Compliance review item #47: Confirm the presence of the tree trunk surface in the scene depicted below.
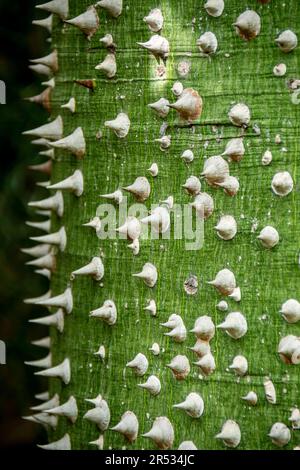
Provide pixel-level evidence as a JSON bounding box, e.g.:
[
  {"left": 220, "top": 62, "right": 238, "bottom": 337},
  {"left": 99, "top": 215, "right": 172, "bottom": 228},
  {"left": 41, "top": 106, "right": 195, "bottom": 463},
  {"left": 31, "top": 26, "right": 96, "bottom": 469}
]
[{"left": 30, "top": 0, "right": 299, "bottom": 449}]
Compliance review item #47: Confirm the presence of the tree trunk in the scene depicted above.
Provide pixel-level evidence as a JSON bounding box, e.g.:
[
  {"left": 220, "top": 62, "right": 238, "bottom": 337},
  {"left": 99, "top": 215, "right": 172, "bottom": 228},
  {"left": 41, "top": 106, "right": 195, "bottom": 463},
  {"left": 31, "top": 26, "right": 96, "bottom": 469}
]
[{"left": 25, "top": 0, "right": 300, "bottom": 450}]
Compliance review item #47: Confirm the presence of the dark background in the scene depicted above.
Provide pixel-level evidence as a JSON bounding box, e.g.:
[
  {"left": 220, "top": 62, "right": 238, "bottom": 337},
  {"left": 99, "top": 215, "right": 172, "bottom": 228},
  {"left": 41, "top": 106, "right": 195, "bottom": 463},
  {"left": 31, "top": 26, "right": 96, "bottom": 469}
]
[{"left": 0, "top": 0, "right": 53, "bottom": 448}]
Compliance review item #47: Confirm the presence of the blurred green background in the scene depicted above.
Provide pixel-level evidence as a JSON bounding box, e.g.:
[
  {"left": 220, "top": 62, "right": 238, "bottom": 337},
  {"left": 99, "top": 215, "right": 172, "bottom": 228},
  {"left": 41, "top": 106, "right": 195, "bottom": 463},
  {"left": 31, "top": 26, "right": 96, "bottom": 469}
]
[{"left": 0, "top": 0, "right": 54, "bottom": 448}]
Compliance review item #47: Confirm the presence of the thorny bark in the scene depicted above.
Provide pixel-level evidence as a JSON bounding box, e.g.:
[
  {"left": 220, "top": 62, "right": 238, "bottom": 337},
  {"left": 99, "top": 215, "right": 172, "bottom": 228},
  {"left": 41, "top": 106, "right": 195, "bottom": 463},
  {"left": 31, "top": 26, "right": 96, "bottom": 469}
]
[{"left": 28, "top": 0, "right": 300, "bottom": 449}]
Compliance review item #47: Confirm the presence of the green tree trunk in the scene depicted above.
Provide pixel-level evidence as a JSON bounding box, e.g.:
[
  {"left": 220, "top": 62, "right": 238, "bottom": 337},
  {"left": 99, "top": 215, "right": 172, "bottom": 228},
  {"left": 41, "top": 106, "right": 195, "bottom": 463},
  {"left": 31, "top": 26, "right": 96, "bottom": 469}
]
[{"left": 26, "top": 0, "right": 300, "bottom": 449}]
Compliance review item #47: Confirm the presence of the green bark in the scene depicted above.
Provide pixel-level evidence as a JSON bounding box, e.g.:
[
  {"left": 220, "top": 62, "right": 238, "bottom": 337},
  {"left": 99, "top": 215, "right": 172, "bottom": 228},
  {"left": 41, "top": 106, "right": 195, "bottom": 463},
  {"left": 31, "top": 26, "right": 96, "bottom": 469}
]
[{"left": 30, "top": 0, "right": 299, "bottom": 449}]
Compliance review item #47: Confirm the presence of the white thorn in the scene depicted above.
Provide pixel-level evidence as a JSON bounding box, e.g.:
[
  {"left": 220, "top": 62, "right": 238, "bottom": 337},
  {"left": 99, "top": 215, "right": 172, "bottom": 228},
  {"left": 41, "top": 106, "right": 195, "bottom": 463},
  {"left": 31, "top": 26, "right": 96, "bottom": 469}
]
[
  {"left": 30, "top": 50, "right": 58, "bottom": 73},
  {"left": 228, "top": 286, "right": 241, "bottom": 302},
  {"left": 24, "top": 289, "right": 51, "bottom": 305},
  {"left": 35, "top": 358, "right": 71, "bottom": 384},
  {"left": 143, "top": 8, "right": 164, "bottom": 33},
  {"left": 105, "top": 112, "right": 130, "bottom": 138},
  {"left": 216, "top": 300, "right": 228, "bottom": 312},
  {"left": 234, "top": 10, "right": 261, "bottom": 41},
  {"left": 137, "top": 35, "right": 169, "bottom": 62},
  {"left": 111, "top": 411, "right": 139, "bottom": 442},
  {"left": 228, "top": 102, "right": 250, "bottom": 127},
  {"left": 32, "top": 14, "right": 53, "bottom": 33},
  {"left": 29, "top": 309, "right": 64, "bottom": 333},
  {"left": 61, "top": 97, "right": 76, "bottom": 113},
  {"left": 95, "top": 0, "right": 123, "bottom": 18},
  {"left": 47, "top": 170, "right": 84, "bottom": 197},
  {"left": 189, "top": 339, "right": 211, "bottom": 358},
  {"left": 35, "top": 268, "right": 51, "bottom": 279},
  {"left": 141, "top": 207, "right": 170, "bottom": 234},
  {"left": 275, "top": 30, "right": 298, "bottom": 53},
  {"left": 155, "top": 135, "right": 171, "bottom": 150},
  {"left": 182, "top": 175, "right": 201, "bottom": 196},
  {"left": 271, "top": 171, "right": 294, "bottom": 197},
  {"left": 90, "top": 300, "right": 117, "bottom": 325},
  {"left": 26, "top": 219, "right": 51, "bottom": 233},
  {"left": 214, "top": 215, "right": 237, "bottom": 241},
  {"left": 65, "top": 6, "right": 99, "bottom": 40},
  {"left": 204, "top": 0, "right": 224, "bottom": 18},
  {"left": 147, "top": 163, "right": 159, "bottom": 177},
  {"left": 29, "top": 63, "right": 52, "bottom": 77},
  {"left": 194, "top": 353, "right": 216, "bottom": 376},
  {"left": 37, "top": 433, "right": 71, "bottom": 450},
  {"left": 26, "top": 252, "right": 56, "bottom": 271},
  {"left": 217, "top": 312, "right": 248, "bottom": 339},
  {"left": 49, "top": 127, "right": 86, "bottom": 158},
  {"left": 222, "top": 137, "right": 245, "bottom": 162},
  {"left": 264, "top": 379, "right": 276, "bottom": 404},
  {"left": 35, "top": 287, "right": 73, "bottom": 314},
  {"left": 35, "top": 391, "right": 50, "bottom": 401},
  {"left": 132, "top": 262, "right": 157, "bottom": 287},
  {"left": 84, "top": 397, "right": 110, "bottom": 431},
  {"left": 116, "top": 217, "right": 141, "bottom": 240},
  {"left": 201, "top": 155, "right": 230, "bottom": 186},
  {"left": 149, "top": 342, "right": 160, "bottom": 356},
  {"left": 216, "top": 420, "right": 241, "bottom": 448},
  {"left": 178, "top": 441, "right": 198, "bottom": 450},
  {"left": 123, "top": 176, "right": 150, "bottom": 202},
  {"left": 21, "top": 243, "right": 51, "bottom": 258},
  {"left": 126, "top": 353, "right": 148, "bottom": 376},
  {"left": 241, "top": 391, "right": 258, "bottom": 406},
  {"left": 71, "top": 256, "right": 104, "bottom": 281},
  {"left": 197, "top": 32, "right": 218, "bottom": 54},
  {"left": 39, "top": 148, "right": 55, "bottom": 158},
  {"left": 25, "top": 352, "right": 52, "bottom": 369},
  {"left": 166, "top": 354, "right": 190, "bottom": 380},
  {"left": 31, "top": 336, "right": 51, "bottom": 349},
  {"left": 31, "top": 394, "right": 59, "bottom": 411},
  {"left": 23, "top": 115, "right": 63, "bottom": 140},
  {"left": 95, "top": 53, "right": 116, "bottom": 78},
  {"left": 127, "top": 238, "right": 140, "bottom": 256},
  {"left": 160, "top": 313, "right": 183, "bottom": 329},
  {"left": 142, "top": 417, "right": 174, "bottom": 450},
  {"left": 42, "top": 78, "right": 55, "bottom": 89},
  {"left": 31, "top": 227, "right": 67, "bottom": 252},
  {"left": 190, "top": 315, "right": 215, "bottom": 341},
  {"left": 289, "top": 408, "right": 300, "bottom": 430},
  {"left": 100, "top": 34, "right": 114, "bottom": 48},
  {"left": 173, "top": 392, "right": 204, "bottom": 418},
  {"left": 83, "top": 216, "right": 102, "bottom": 234},
  {"left": 85, "top": 394, "right": 104, "bottom": 407},
  {"left": 164, "top": 324, "right": 187, "bottom": 343},
  {"left": 144, "top": 299, "right": 157, "bottom": 317},
  {"left": 208, "top": 268, "right": 236, "bottom": 295},
  {"left": 280, "top": 299, "right": 300, "bottom": 324},
  {"left": 138, "top": 375, "right": 161, "bottom": 396},
  {"left": 229, "top": 355, "right": 248, "bottom": 376},
  {"left": 160, "top": 195, "right": 174, "bottom": 209},
  {"left": 94, "top": 345, "right": 106, "bottom": 360},
  {"left": 89, "top": 434, "right": 104, "bottom": 450},
  {"left": 148, "top": 98, "right": 170, "bottom": 118},
  {"left": 268, "top": 423, "right": 291, "bottom": 447},
  {"left": 181, "top": 149, "right": 194, "bottom": 163},
  {"left": 23, "top": 412, "right": 58, "bottom": 429},
  {"left": 100, "top": 189, "right": 123, "bottom": 204},
  {"left": 46, "top": 396, "right": 78, "bottom": 424},
  {"left": 36, "top": 0, "right": 69, "bottom": 19},
  {"left": 28, "top": 160, "right": 52, "bottom": 175},
  {"left": 168, "top": 88, "right": 203, "bottom": 122}
]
